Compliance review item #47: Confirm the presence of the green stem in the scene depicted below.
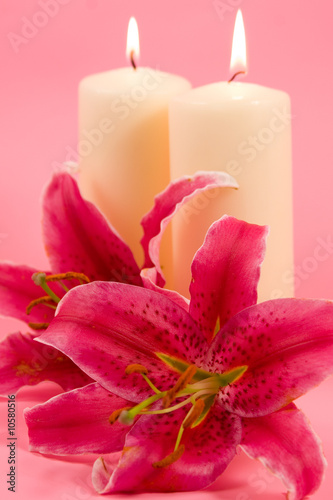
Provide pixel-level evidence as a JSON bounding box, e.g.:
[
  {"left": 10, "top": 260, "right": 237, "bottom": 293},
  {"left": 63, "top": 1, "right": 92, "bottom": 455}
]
[
  {"left": 39, "top": 279, "right": 61, "bottom": 304},
  {"left": 144, "top": 389, "right": 213, "bottom": 416},
  {"left": 59, "top": 281, "right": 69, "bottom": 292},
  {"left": 174, "top": 425, "right": 184, "bottom": 451},
  {"left": 128, "top": 392, "right": 165, "bottom": 419},
  {"left": 141, "top": 374, "right": 161, "bottom": 394},
  {"left": 44, "top": 303, "right": 57, "bottom": 310}
]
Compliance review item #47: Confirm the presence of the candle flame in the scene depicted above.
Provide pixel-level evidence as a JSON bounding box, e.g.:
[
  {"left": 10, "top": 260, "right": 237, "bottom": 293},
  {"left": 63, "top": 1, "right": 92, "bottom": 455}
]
[
  {"left": 126, "top": 17, "right": 140, "bottom": 64},
  {"left": 230, "top": 10, "right": 247, "bottom": 76}
]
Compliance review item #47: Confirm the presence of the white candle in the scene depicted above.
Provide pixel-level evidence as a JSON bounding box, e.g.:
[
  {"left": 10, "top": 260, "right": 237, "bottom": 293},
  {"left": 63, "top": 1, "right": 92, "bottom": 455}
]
[
  {"left": 79, "top": 18, "right": 191, "bottom": 267},
  {"left": 169, "top": 11, "right": 293, "bottom": 301}
]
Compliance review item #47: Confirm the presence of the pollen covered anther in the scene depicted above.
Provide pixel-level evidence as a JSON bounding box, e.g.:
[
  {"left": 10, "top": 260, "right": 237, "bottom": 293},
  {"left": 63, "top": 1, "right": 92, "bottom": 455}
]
[
  {"left": 109, "top": 406, "right": 132, "bottom": 425},
  {"left": 28, "top": 322, "right": 49, "bottom": 330},
  {"left": 26, "top": 295, "right": 56, "bottom": 315},
  {"left": 152, "top": 444, "right": 185, "bottom": 468},
  {"left": 28, "top": 271, "right": 91, "bottom": 319},
  {"left": 163, "top": 364, "right": 197, "bottom": 408},
  {"left": 183, "top": 398, "right": 205, "bottom": 429},
  {"left": 45, "top": 272, "right": 90, "bottom": 284},
  {"left": 125, "top": 363, "right": 162, "bottom": 393},
  {"left": 125, "top": 364, "right": 148, "bottom": 375}
]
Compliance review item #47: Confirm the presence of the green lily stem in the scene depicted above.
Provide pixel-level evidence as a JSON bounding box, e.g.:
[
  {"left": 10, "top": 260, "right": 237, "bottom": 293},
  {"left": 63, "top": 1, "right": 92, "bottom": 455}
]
[
  {"left": 43, "top": 303, "right": 57, "bottom": 310},
  {"left": 58, "top": 281, "right": 70, "bottom": 293},
  {"left": 143, "top": 389, "right": 215, "bottom": 416},
  {"left": 141, "top": 374, "right": 162, "bottom": 394},
  {"left": 39, "top": 279, "right": 61, "bottom": 304},
  {"left": 174, "top": 425, "right": 185, "bottom": 451},
  {"left": 128, "top": 392, "right": 166, "bottom": 420}
]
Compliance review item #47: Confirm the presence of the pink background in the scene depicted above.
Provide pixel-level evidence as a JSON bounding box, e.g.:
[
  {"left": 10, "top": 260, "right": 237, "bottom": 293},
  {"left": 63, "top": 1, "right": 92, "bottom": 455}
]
[{"left": 1, "top": 1, "right": 333, "bottom": 499}]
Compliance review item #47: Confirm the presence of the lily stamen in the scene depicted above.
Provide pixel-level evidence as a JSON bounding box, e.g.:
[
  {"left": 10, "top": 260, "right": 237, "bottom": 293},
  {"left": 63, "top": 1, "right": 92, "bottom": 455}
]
[
  {"left": 28, "top": 322, "right": 49, "bottom": 330},
  {"left": 183, "top": 398, "right": 205, "bottom": 429},
  {"left": 26, "top": 296, "right": 57, "bottom": 315},
  {"left": 45, "top": 272, "right": 90, "bottom": 284},
  {"left": 152, "top": 444, "right": 185, "bottom": 468},
  {"left": 29, "top": 271, "right": 91, "bottom": 319},
  {"left": 113, "top": 362, "right": 248, "bottom": 471},
  {"left": 183, "top": 376, "right": 221, "bottom": 393},
  {"left": 121, "top": 392, "right": 166, "bottom": 424},
  {"left": 125, "top": 364, "right": 148, "bottom": 375},
  {"left": 125, "top": 364, "right": 161, "bottom": 394},
  {"left": 144, "top": 389, "right": 216, "bottom": 416},
  {"left": 163, "top": 364, "right": 197, "bottom": 408},
  {"left": 32, "top": 273, "right": 61, "bottom": 304},
  {"left": 109, "top": 406, "right": 132, "bottom": 424}
]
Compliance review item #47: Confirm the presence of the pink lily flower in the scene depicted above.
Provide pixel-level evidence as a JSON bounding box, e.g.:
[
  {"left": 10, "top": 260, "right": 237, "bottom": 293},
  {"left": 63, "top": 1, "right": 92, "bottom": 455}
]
[
  {"left": 0, "top": 171, "right": 237, "bottom": 395},
  {"left": 25, "top": 216, "right": 333, "bottom": 499}
]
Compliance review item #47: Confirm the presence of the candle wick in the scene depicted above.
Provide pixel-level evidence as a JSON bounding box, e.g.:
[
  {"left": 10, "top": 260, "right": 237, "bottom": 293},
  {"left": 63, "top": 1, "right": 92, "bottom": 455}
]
[
  {"left": 130, "top": 50, "right": 137, "bottom": 70},
  {"left": 228, "top": 71, "right": 246, "bottom": 83}
]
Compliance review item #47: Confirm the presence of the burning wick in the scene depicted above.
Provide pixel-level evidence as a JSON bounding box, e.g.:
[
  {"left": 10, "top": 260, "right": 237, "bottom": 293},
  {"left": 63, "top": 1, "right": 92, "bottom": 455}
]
[
  {"left": 130, "top": 50, "right": 137, "bottom": 70},
  {"left": 228, "top": 71, "right": 246, "bottom": 83}
]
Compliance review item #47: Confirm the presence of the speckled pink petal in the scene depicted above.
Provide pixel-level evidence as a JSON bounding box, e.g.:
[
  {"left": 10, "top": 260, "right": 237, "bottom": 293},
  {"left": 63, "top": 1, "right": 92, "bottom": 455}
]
[
  {"left": 37, "top": 281, "right": 208, "bottom": 403},
  {"left": 241, "top": 403, "right": 326, "bottom": 500},
  {"left": 0, "top": 331, "right": 92, "bottom": 395},
  {"left": 141, "top": 268, "right": 189, "bottom": 312},
  {"left": 92, "top": 402, "right": 242, "bottom": 493},
  {"left": 206, "top": 298, "right": 333, "bottom": 417},
  {"left": 25, "top": 383, "right": 132, "bottom": 455},
  {"left": 42, "top": 172, "right": 141, "bottom": 285},
  {"left": 190, "top": 216, "right": 268, "bottom": 343},
  {"left": 0, "top": 263, "right": 55, "bottom": 324},
  {"left": 141, "top": 171, "right": 238, "bottom": 284}
]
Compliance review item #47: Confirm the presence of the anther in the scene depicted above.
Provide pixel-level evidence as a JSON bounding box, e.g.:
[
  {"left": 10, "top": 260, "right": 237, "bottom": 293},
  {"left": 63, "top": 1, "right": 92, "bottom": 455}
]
[
  {"left": 45, "top": 272, "right": 90, "bottom": 284},
  {"left": 26, "top": 296, "right": 56, "bottom": 315},
  {"left": 28, "top": 322, "right": 49, "bottom": 330},
  {"left": 109, "top": 407, "right": 131, "bottom": 425},
  {"left": 183, "top": 399, "right": 205, "bottom": 429},
  {"left": 126, "top": 364, "right": 161, "bottom": 394},
  {"left": 163, "top": 365, "right": 197, "bottom": 408},
  {"left": 125, "top": 364, "right": 148, "bottom": 375},
  {"left": 152, "top": 444, "right": 185, "bottom": 468}
]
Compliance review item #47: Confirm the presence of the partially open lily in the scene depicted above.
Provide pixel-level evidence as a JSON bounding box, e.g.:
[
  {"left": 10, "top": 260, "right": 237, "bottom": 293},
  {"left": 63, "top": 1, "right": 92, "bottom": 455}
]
[
  {"left": 25, "top": 216, "right": 333, "bottom": 499},
  {"left": 0, "top": 170, "right": 237, "bottom": 395}
]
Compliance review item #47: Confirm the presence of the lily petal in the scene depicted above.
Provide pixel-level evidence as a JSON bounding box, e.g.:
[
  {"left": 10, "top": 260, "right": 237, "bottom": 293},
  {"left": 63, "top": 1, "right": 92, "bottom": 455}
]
[
  {"left": 241, "top": 403, "right": 326, "bottom": 500},
  {"left": 42, "top": 172, "right": 141, "bottom": 285},
  {"left": 37, "top": 282, "right": 207, "bottom": 402},
  {"left": 92, "top": 403, "right": 242, "bottom": 493},
  {"left": 92, "top": 453, "right": 121, "bottom": 494},
  {"left": 0, "top": 331, "right": 92, "bottom": 395},
  {"left": 24, "top": 383, "right": 132, "bottom": 455},
  {"left": 0, "top": 263, "right": 55, "bottom": 324},
  {"left": 141, "top": 171, "right": 238, "bottom": 284},
  {"left": 207, "top": 298, "right": 333, "bottom": 417},
  {"left": 190, "top": 216, "right": 268, "bottom": 343},
  {"left": 140, "top": 268, "right": 190, "bottom": 312}
]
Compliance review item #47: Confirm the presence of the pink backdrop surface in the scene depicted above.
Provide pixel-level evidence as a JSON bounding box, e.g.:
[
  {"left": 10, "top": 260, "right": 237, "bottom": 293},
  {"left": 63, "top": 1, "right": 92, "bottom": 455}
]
[{"left": 1, "top": 1, "right": 333, "bottom": 499}]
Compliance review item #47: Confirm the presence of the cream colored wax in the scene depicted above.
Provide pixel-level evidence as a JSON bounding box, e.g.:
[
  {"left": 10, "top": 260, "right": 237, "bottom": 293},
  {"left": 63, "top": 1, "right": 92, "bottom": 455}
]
[
  {"left": 169, "top": 82, "right": 294, "bottom": 301},
  {"left": 79, "top": 67, "right": 191, "bottom": 269}
]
